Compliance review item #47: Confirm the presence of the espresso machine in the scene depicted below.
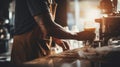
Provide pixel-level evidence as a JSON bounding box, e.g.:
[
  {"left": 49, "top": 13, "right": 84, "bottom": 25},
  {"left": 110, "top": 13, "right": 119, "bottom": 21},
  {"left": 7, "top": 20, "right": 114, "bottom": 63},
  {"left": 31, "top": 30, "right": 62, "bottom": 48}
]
[{"left": 95, "top": 0, "right": 120, "bottom": 46}]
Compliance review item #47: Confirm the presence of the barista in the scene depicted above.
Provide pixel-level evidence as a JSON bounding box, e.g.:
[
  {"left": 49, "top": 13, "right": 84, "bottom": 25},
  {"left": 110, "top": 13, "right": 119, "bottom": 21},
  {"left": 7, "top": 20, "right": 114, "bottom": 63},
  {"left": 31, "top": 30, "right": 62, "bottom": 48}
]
[{"left": 11, "top": 0, "right": 95, "bottom": 64}]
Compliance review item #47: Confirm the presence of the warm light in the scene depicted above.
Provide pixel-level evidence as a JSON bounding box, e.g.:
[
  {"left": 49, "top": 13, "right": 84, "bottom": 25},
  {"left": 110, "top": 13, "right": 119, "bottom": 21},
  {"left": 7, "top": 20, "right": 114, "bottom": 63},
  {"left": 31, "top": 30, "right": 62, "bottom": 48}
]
[
  {"left": 83, "top": 7, "right": 101, "bottom": 31},
  {"left": 102, "top": 14, "right": 108, "bottom": 17},
  {"left": 0, "top": 29, "right": 3, "bottom": 33},
  {"left": 84, "top": 8, "right": 101, "bottom": 21},
  {"left": 1, "top": 34, "right": 4, "bottom": 39},
  {"left": 84, "top": 22, "right": 97, "bottom": 29}
]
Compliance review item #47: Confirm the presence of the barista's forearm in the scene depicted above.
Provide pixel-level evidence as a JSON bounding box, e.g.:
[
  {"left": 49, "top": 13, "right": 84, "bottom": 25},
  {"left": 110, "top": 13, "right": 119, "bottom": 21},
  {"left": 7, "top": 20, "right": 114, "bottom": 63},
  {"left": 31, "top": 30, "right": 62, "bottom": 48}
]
[{"left": 34, "top": 13, "right": 77, "bottom": 40}]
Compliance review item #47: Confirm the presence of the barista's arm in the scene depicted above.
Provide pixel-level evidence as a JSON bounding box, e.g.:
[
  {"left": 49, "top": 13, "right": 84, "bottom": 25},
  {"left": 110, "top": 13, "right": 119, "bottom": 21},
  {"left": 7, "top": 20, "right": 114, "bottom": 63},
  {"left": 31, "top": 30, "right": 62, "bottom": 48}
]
[
  {"left": 34, "top": 11, "right": 95, "bottom": 41},
  {"left": 52, "top": 37, "right": 70, "bottom": 51},
  {"left": 26, "top": 0, "right": 95, "bottom": 41},
  {"left": 34, "top": 12, "right": 77, "bottom": 39},
  {"left": 26, "top": 0, "right": 77, "bottom": 39}
]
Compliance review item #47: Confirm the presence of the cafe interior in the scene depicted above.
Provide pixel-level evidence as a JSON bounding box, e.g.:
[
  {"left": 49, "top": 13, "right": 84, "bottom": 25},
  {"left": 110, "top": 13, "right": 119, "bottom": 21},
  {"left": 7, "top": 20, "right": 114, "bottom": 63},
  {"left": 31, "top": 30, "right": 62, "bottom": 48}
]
[{"left": 0, "top": 0, "right": 120, "bottom": 67}]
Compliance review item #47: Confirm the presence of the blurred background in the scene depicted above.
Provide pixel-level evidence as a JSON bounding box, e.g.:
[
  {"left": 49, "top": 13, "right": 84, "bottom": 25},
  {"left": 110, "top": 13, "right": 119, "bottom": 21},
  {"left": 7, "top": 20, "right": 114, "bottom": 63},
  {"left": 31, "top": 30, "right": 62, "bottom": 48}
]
[{"left": 0, "top": 0, "right": 120, "bottom": 62}]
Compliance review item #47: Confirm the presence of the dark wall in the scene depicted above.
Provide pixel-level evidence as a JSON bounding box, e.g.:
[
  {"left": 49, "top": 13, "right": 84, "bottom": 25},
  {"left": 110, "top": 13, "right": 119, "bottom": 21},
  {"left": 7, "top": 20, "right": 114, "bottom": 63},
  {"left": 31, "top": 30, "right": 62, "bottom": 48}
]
[{"left": 55, "top": 0, "right": 67, "bottom": 27}]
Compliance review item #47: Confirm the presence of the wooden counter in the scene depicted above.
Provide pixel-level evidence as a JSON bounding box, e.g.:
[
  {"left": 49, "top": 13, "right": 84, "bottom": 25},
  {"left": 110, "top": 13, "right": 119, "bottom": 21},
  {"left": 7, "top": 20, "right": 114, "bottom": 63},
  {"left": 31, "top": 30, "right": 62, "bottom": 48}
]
[{"left": 24, "top": 45, "right": 120, "bottom": 67}]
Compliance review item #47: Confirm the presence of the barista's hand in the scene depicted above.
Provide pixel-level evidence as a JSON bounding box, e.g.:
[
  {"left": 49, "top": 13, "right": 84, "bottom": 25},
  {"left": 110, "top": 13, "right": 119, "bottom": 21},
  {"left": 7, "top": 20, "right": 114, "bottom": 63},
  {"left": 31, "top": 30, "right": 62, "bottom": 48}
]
[
  {"left": 75, "top": 31, "right": 96, "bottom": 41},
  {"left": 52, "top": 38, "right": 70, "bottom": 51},
  {"left": 62, "top": 41, "right": 70, "bottom": 51}
]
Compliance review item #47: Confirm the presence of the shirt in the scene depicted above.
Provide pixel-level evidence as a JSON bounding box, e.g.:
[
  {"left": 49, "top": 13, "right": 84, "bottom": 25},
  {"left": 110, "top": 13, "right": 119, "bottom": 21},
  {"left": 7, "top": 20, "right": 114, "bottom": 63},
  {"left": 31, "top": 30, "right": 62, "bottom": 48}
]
[{"left": 14, "top": 0, "right": 50, "bottom": 35}]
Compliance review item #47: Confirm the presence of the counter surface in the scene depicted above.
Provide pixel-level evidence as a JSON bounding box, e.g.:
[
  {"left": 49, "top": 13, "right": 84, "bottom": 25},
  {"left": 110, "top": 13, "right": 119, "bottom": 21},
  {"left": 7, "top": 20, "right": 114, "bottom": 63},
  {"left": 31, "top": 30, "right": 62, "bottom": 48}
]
[{"left": 24, "top": 45, "right": 120, "bottom": 67}]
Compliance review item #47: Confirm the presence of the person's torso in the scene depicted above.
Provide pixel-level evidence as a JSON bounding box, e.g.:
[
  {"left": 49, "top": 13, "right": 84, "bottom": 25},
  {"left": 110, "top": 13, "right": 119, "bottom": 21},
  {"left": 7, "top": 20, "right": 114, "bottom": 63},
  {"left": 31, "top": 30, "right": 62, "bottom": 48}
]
[
  {"left": 14, "top": 0, "right": 36, "bottom": 35},
  {"left": 14, "top": 0, "right": 51, "bottom": 35}
]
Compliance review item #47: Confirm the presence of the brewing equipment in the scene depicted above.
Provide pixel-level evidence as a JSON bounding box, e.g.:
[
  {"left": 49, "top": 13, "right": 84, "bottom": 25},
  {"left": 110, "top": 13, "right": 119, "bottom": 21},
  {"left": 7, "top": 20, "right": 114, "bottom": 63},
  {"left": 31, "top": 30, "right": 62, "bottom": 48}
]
[{"left": 95, "top": 0, "right": 120, "bottom": 46}]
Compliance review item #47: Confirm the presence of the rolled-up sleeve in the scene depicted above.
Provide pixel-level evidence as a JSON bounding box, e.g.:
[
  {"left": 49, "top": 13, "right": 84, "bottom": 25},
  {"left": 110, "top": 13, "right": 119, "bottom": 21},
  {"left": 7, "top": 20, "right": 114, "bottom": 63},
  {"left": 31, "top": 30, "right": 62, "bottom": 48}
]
[{"left": 26, "top": 0, "right": 50, "bottom": 16}]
